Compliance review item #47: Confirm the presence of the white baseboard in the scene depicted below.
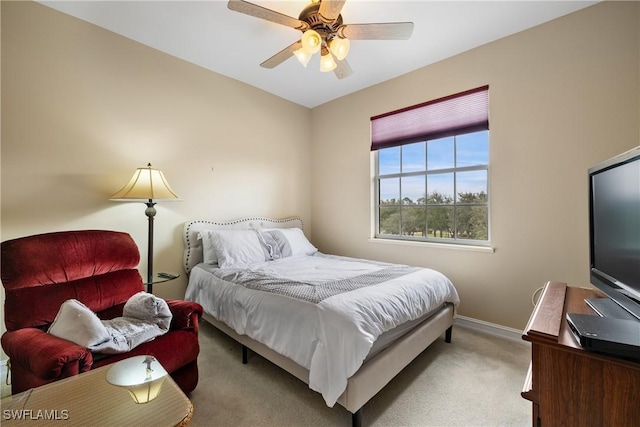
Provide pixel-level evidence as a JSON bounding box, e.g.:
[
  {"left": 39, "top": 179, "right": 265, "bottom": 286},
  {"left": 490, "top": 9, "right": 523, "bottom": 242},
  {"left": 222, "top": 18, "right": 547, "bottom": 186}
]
[{"left": 455, "top": 315, "right": 529, "bottom": 346}]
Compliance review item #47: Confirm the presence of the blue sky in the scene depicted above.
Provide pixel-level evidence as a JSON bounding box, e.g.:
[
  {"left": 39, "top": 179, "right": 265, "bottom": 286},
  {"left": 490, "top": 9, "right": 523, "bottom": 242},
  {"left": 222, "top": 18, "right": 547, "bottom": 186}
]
[{"left": 379, "top": 131, "right": 488, "bottom": 202}]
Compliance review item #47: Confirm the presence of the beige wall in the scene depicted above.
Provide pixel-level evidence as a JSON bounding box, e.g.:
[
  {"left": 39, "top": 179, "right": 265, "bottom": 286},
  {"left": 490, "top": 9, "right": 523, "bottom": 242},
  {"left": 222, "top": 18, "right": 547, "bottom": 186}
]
[
  {"left": 1, "top": 2, "right": 311, "bottom": 308},
  {"left": 310, "top": 1, "right": 640, "bottom": 330},
  {"left": 1, "top": 0, "right": 639, "bottom": 353}
]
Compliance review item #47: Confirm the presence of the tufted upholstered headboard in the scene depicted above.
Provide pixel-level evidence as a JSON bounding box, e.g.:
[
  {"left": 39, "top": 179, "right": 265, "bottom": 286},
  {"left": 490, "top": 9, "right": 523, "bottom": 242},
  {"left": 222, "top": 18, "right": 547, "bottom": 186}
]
[{"left": 182, "top": 217, "right": 303, "bottom": 274}]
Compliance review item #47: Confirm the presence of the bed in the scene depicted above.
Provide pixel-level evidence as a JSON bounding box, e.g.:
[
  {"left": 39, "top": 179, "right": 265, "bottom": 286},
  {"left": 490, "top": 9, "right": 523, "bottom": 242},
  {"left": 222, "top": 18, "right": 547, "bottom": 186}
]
[{"left": 183, "top": 217, "right": 460, "bottom": 426}]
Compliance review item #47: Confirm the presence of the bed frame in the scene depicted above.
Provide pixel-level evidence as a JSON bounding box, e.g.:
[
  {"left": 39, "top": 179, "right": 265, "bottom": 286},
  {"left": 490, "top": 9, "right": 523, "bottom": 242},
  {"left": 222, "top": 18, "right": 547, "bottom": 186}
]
[{"left": 183, "top": 217, "right": 454, "bottom": 427}]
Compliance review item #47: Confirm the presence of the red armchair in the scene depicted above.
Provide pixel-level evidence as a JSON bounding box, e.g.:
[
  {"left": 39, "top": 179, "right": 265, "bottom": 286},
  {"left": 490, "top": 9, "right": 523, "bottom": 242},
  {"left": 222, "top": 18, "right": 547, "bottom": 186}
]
[{"left": 1, "top": 230, "right": 203, "bottom": 395}]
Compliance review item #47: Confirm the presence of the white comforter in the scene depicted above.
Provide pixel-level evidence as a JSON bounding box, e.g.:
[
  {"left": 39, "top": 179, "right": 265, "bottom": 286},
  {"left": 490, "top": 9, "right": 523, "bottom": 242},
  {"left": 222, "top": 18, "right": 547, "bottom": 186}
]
[{"left": 185, "top": 253, "right": 459, "bottom": 407}]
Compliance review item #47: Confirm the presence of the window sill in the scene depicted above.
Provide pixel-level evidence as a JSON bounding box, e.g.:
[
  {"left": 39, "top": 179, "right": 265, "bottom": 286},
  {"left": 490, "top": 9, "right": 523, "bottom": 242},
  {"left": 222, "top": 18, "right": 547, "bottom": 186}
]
[{"left": 368, "top": 238, "right": 495, "bottom": 253}]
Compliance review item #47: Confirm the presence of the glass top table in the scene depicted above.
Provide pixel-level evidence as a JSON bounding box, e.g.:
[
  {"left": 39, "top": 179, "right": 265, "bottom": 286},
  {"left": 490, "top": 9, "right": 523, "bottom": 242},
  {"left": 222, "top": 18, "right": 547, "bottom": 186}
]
[{"left": 1, "top": 363, "right": 193, "bottom": 426}]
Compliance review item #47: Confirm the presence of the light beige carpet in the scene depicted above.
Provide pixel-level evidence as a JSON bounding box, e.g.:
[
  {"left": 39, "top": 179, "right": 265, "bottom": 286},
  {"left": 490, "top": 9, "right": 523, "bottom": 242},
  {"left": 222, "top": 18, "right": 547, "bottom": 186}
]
[{"left": 188, "top": 320, "right": 531, "bottom": 427}]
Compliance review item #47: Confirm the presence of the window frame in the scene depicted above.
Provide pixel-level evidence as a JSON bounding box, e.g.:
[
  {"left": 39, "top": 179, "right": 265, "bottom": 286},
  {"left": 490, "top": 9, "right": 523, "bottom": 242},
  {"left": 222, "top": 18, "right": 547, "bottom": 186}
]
[{"left": 371, "top": 86, "right": 491, "bottom": 247}]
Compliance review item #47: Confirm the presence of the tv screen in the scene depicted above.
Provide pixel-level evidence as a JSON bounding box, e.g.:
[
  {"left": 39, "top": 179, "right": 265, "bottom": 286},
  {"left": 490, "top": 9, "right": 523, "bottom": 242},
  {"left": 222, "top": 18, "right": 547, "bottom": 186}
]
[{"left": 589, "top": 146, "right": 640, "bottom": 319}]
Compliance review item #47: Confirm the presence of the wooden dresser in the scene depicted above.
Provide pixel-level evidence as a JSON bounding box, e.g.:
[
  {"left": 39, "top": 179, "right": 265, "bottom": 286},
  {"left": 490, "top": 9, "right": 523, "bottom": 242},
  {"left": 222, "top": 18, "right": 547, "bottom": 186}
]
[{"left": 521, "top": 281, "right": 640, "bottom": 427}]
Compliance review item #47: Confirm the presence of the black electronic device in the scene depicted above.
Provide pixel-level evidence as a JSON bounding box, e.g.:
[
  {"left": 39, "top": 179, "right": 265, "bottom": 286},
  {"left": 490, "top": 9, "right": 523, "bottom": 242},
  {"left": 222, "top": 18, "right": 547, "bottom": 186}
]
[
  {"left": 585, "top": 297, "right": 637, "bottom": 321},
  {"left": 567, "top": 146, "right": 640, "bottom": 360},
  {"left": 566, "top": 313, "right": 640, "bottom": 360},
  {"left": 588, "top": 146, "right": 640, "bottom": 321}
]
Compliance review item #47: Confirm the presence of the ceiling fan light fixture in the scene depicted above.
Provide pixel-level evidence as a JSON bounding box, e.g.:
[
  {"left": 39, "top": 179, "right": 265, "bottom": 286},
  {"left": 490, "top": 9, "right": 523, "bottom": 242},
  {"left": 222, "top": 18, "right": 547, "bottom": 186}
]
[
  {"left": 301, "top": 29, "right": 322, "bottom": 54},
  {"left": 294, "top": 47, "right": 312, "bottom": 67},
  {"left": 329, "top": 37, "right": 350, "bottom": 61},
  {"left": 319, "top": 50, "right": 337, "bottom": 72},
  {"left": 227, "top": 0, "right": 414, "bottom": 79}
]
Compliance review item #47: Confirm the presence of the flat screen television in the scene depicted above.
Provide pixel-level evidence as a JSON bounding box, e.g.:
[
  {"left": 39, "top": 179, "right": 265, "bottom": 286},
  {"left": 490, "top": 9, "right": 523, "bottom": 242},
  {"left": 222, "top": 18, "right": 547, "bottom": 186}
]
[{"left": 589, "top": 145, "right": 640, "bottom": 321}]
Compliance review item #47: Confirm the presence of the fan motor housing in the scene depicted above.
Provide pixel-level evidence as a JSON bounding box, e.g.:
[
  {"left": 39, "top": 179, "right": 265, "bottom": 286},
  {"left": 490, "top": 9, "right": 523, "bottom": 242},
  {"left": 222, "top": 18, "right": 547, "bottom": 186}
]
[{"left": 298, "top": 2, "right": 343, "bottom": 36}]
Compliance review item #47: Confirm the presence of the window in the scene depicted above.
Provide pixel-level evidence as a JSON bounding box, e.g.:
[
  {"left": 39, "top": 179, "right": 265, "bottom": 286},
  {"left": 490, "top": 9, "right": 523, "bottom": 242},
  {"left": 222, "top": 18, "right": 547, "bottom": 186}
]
[{"left": 372, "top": 86, "right": 490, "bottom": 245}]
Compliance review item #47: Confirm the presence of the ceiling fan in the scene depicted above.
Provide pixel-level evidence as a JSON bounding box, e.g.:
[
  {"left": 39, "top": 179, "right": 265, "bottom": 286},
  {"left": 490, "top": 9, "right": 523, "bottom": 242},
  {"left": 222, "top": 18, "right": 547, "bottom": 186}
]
[{"left": 227, "top": 0, "right": 414, "bottom": 79}]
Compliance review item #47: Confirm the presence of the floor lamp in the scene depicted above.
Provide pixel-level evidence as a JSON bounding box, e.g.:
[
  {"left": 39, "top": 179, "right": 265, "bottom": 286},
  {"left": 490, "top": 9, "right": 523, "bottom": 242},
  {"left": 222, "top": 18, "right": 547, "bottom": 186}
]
[{"left": 110, "top": 163, "right": 179, "bottom": 294}]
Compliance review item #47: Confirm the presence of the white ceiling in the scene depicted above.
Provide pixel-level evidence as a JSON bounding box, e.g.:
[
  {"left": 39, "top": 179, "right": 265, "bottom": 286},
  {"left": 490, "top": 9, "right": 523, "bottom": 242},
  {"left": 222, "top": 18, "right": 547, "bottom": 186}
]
[{"left": 39, "top": 0, "right": 599, "bottom": 108}]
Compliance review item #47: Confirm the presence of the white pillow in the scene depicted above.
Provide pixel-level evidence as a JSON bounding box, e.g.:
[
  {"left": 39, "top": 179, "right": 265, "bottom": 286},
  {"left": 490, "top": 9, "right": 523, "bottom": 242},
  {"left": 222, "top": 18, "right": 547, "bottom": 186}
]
[
  {"left": 199, "top": 231, "right": 219, "bottom": 265},
  {"left": 260, "top": 228, "right": 317, "bottom": 258},
  {"left": 48, "top": 299, "right": 111, "bottom": 348},
  {"left": 210, "top": 230, "right": 269, "bottom": 268}
]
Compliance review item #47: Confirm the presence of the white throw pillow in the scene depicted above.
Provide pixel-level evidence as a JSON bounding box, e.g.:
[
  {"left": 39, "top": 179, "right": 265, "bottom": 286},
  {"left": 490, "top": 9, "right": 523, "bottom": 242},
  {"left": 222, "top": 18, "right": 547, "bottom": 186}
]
[{"left": 48, "top": 299, "right": 111, "bottom": 348}]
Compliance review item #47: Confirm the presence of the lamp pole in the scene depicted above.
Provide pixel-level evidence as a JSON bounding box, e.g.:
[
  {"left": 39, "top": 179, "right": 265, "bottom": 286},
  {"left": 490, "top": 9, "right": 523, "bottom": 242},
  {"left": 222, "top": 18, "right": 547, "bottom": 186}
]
[{"left": 145, "top": 199, "right": 156, "bottom": 294}]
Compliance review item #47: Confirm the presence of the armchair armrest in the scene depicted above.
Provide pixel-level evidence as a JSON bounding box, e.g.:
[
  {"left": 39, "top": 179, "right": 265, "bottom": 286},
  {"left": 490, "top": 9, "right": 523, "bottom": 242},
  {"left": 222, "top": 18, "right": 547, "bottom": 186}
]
[
  {"left": 166, "top": 300, "right": 203, "bottom": 333},
  {"left": 1, "top": 328, "right": 92, "bottom": 380}
]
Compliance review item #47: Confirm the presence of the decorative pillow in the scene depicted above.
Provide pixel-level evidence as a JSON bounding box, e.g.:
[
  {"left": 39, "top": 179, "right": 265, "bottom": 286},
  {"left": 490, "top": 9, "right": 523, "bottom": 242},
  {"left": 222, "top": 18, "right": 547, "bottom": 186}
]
[
  {"left": 48, "top": 299, "right": 111, "bottom": 348},
  {"left": 260, "top": 228, "right": 317, "bottom": 259},
  {"left": 199, "top": 230, "right": 219, "bottom": 265},
  {"left": 209, "top": 229, "right": 270, "bottom": 268}
]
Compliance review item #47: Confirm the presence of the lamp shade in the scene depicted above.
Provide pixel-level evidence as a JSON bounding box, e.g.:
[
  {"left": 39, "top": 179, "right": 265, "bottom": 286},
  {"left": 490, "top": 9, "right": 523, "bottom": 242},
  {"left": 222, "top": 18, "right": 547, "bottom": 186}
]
[
  {"left": 106, "top": 356, "right": 168, "bottom": 404},
  {"left": 301, "top": 29, "right": 321, "bottom": 54},
  {"left": 110, "top": 164, "right": 179, "bottom": 201},
  {"left": 329, "top": 37, "right": 350, "bottom": 61},
  {"left": 294, "top": 47, "right": 313, "bottom": 67},
  {"left": 320, "top": 50, "right": 337, "bottom": 72}
]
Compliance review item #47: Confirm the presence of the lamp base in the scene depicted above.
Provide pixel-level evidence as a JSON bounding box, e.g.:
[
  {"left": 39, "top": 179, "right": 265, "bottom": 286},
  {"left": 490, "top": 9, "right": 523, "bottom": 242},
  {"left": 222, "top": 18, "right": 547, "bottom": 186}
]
[{"left": 106, "top": 355, "right": 168, "bottom": 404}]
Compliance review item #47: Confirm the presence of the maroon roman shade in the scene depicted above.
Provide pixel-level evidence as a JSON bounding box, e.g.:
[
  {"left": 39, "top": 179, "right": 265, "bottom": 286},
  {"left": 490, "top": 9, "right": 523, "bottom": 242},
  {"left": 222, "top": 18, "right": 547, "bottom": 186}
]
[{"left": 370, "top": 85, "right": 489, "bottom": 151}]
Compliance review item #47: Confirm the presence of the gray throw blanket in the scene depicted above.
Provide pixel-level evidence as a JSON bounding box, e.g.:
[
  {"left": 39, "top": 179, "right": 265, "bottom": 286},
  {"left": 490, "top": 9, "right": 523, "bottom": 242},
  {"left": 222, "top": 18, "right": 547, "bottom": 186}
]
[
  {"left": 214, "top": 264, "right": 421, "bottom": 304},
  {"left": 48, "top": 292, "right": 173, "bottom": 354}
]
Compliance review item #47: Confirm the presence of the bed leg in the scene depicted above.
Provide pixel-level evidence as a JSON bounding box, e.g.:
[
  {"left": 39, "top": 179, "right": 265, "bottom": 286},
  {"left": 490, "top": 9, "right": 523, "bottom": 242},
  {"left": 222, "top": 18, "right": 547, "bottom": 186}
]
[
  {"left": 242, "top": 345, "right": 248, "bottom": 364},
  {"left": 352, "top": 409, "right": 362, "bottom": 427},
  {"left": 445, "top": 325, "right": 453, "bottom": 343}
]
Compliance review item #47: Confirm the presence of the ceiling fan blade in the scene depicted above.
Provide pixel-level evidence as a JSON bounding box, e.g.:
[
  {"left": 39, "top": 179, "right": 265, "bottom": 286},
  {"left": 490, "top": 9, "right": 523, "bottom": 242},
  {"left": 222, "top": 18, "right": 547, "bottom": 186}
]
[
  {"left": 228, "top": 0, "right": 309, "bottom": 31},
  {"left": 260, "top": 41, "right": 302, "bottom": 69},
  {"left": 334, "top": 58, "right": 353, "bottom": 80},
  {"left": 318, "top": 0, "right": 347, "bottom": 24},
  {"left": 338, "top": 22, "right": 414, "bottom": 40}
]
